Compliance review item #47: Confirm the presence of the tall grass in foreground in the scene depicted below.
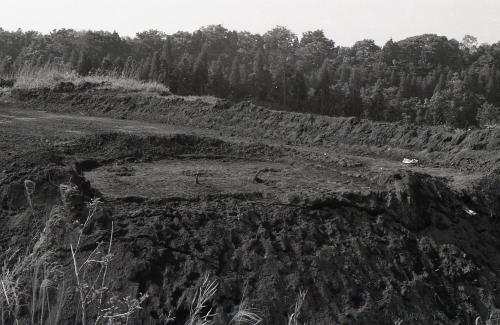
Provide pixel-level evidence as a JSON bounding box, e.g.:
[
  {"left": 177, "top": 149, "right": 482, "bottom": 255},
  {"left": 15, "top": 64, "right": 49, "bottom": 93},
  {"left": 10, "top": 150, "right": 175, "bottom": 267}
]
[
  {"left": 13, "top": 63, "right": 170, "bottom": 95},
  {"left": 1, "top": 177, "right": 310, "bottom": 325},
  {"left": 0, "top": 180, "right": 311, "bottom": 325},
  {"left": 68, "top": 196, "right": 148, "bottom": 325}
]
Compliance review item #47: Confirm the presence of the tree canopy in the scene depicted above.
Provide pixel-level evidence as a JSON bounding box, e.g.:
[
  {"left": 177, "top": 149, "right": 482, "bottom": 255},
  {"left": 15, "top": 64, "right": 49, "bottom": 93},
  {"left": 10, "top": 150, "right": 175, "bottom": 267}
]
[{"left": 1, "top": 26, "right": 499, "bottom": 128}]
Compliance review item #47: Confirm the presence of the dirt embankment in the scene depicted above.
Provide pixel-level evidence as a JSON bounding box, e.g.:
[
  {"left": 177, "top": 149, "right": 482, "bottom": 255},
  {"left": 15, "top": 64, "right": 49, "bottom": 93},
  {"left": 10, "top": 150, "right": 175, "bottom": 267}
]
[
  {"left": 8, "top": 86, "right": 500, "bottom": 173},
  {"left": 2, "top": 87, "right": 500, "bottom": 324},
  {"left": 1, "top": 131, "right": 500, "bottom": 324}
]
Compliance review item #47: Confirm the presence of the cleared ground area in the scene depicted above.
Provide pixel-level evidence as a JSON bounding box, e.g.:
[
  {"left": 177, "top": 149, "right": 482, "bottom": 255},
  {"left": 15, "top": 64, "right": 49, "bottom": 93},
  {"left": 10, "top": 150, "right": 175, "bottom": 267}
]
[{"left": 1, "top": 100, "right": 499, "bottom": 325}]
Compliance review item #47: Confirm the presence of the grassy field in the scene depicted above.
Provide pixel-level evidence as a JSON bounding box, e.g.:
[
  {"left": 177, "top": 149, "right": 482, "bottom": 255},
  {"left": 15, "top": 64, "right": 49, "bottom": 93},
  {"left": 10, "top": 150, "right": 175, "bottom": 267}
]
[{"left": 10, "top": 64, "right": 170, "bottom": 95}]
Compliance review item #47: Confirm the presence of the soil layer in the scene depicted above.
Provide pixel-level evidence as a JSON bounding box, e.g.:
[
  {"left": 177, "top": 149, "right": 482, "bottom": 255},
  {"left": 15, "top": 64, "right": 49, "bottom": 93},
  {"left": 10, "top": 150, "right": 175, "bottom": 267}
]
[{"left": 1, "top": 89, "right": 500, "bottom": 324}]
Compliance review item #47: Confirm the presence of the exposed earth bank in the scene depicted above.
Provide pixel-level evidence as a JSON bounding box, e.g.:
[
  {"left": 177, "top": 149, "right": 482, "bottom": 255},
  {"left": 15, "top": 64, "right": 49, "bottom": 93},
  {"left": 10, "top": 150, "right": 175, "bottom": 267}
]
[
  {"left": 9, "top": 86, "right": 500, "bottom": 173},
  {"left": 1, "top": 87, "right": 500, "bottom": 324}
]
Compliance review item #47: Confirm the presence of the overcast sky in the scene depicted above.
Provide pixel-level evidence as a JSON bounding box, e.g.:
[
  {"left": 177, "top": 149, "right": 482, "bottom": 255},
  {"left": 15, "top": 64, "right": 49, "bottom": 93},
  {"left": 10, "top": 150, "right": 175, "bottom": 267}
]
[{"left": 1, "top": 0, "right": 498, "bottom": 46}]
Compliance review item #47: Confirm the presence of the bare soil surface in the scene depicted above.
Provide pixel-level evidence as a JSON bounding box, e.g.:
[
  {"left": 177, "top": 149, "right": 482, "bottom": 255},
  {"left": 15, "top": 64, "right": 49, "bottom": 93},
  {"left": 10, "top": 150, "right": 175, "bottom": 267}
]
[{"left": 1, "top": 91, "right": 500, "bottom": 325}]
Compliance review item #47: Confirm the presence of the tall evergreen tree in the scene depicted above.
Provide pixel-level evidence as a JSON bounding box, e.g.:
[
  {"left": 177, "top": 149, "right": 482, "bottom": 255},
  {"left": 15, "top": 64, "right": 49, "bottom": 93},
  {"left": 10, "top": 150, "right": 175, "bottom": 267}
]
[
  {"left": 122, "top": 56, "right": 136, "bottom": 78},
  {"left": 192, "top": 44, "right": 209, "bottom": 94},
  {"left": 347, "top": 68, "right": 363, "bottom": 117},
  {"left": 477, "top": 103, "right": 499, "bottom": 126},
  {"left": 381, "top": 38, "right": 400, "bottom": 65},
  {"left": 252, "top": 48, "right": 269, "bottom": 100},
  {"left": 149, "top": 51, "right": 160, "bottom": 81},
  {"left": 485, "top": 67, "right": 498, "bottom": 102},
  {"left": 239, "top": 63, "right": 249, "bottom": 97},
  {"left": 434, "top": 73, "right": 446, "bottom": 95},
  {"left": 139, "top": 56, "right": 151, "bottom": 81},
  {"left": 0, "top": 56, "right": 14, "bottom": 76},
  {"left": 367, "top": 79, "right": 385, "bottom": 120},
  {"left": 100, "top": 54, "right": 113, "bottom": 73},
  {"left": 69, "top": 49, "right": 79, "bottom": 69},
  {"left": 159, "top": 38, "right": 173, "bottom": 85},
  {"left": 316, "top": 59, "right": 331, "bottom": 114},
  {"left": 348, "top": 89, "right": 364, "bottom": 118},
  {"left": 77, "top": 50, "right": 92, "bottom": 76},
  {"left": 229, "top": 56, "right": 241, "bottom": 98},
  {"left": 208, "top": 57, "right": 228, "bottom": 97},
  {"left": 397, "top": 73, "right": 410, "bottom": 100},
  {"left": 349, "top": 68, "right": 361, "bottom": 91},
  {"left": 113, "top": 56, "right": 124, "bottom": 75},
  {"left": 338, "top": 64, "right": 351, "bottom": 83},
  {"left": 428, "top": 92, "right": 447, "bottom": 125},
  {"left": 170, "top": 53, "right": 193, "bottom": 95},
  {"left": 290, "top": 68, "right": 308, "bottom": 110},
  {"left": 389, "top": 69, "right": 398, "bottom": 87}
]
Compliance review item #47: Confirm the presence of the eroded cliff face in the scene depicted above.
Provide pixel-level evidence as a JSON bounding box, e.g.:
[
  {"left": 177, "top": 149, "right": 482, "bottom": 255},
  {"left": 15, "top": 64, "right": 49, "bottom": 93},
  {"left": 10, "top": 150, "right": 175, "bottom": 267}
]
[{"left": 1, "top": 129, "right": 500, "bottom": 325}]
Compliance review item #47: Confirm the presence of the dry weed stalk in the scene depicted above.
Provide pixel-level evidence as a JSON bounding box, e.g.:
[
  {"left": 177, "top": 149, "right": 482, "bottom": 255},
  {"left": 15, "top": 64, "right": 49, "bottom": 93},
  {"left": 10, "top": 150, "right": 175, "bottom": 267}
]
[
  {"left": 161, "top": 310, "right": 176, "bottom": 324},
  {"left": 99, "top": 293, "right": 148, "bottom": 323},
  {"left": 287, "top": 290, "right": 307, "bottom": 325},
  {"left": 0, "top": 263, "right": 21, "bottom": 324},
  {"left": 0, "top": 230, "right": 66, "bottom": 325},
  {"left": 0, "top": 249, "right": 30, "bottom": 325},
  {"left": 24, "top": 180, "right": 36, "bottom": 211},
  {"left": 229, "top": 285, "right": 262, "bottom": 325},
  {"left": 476, "top": 310, "right": 500, "bottom": 325},
  {"left": 70, "top": 197, "right": 147, "bottom": 325},
  {"left": 186, "top": 273, "right": 218, "bottom": 325},
  {"left": 31, "top": 259, "right": 65, "bottom": 325},
  {"left": 70, "top": 197, "right": 102, "bottom": 325}
]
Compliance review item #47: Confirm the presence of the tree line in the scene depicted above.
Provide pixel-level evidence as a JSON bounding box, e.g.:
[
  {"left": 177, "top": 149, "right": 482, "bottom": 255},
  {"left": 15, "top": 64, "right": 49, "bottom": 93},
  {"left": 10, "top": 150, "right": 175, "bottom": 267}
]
[{"left": 1, "top": 26, "right": 499, "bottom": 128}]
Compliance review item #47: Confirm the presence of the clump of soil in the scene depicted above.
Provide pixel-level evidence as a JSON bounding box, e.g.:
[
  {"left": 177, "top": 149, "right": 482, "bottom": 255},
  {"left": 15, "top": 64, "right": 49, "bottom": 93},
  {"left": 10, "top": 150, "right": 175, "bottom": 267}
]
[{"left": 0, "top": 78, "right": 15, "bottom": 88}]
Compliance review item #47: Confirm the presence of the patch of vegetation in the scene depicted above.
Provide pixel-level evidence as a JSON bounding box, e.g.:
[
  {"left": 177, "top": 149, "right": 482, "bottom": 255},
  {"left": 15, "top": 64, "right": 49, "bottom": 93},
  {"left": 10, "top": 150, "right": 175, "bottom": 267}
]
[{"left": 13, "top": 63, "right": 170, "bottom": 95}]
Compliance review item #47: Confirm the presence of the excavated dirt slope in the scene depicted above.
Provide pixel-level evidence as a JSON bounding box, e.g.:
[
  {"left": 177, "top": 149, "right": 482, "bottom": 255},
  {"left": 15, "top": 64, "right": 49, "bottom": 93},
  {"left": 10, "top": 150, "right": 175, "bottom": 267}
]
[
  {"left": 10, "top": 87, "right": 500, "bottom": 173},
  {"left": 1, "top": 87, "right": 500, "bottom": 324}
]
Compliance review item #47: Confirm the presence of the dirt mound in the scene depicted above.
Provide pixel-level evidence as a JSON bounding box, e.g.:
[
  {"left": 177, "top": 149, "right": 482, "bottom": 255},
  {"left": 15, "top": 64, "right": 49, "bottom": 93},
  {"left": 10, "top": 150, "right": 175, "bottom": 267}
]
[
  {"left": 63, "top": 132, "right": 284, "bottom": 166},
  {"left": 10, "top": 90, "right": 500, "bottom": 172}
]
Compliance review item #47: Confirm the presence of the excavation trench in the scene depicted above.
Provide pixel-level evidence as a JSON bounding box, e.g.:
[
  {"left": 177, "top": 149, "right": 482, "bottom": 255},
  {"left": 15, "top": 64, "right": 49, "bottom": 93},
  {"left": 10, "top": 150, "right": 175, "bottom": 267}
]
[{"left": 1, "top": 114, "right": 500, "bottom": 324}]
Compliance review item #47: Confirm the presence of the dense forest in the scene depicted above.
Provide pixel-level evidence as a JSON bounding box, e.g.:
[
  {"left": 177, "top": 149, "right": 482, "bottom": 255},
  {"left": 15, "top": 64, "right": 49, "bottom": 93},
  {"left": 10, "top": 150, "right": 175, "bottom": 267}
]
[{"left": 1, "top": 26, "right": 500, "bottom": 128}]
